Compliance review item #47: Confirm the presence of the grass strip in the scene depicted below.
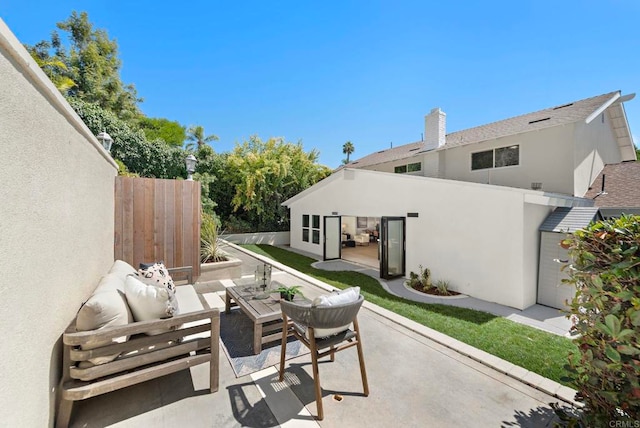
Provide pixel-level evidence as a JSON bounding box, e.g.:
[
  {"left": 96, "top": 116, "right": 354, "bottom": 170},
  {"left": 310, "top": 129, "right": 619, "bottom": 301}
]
[{"left": 242, "top": 244, "right": 577, "bottom": 385}]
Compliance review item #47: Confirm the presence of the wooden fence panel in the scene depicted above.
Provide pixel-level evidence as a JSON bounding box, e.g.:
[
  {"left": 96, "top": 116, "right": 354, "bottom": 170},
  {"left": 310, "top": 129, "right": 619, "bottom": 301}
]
[{"left": 114, "top": 177, "right": 201, "bottom": 279}]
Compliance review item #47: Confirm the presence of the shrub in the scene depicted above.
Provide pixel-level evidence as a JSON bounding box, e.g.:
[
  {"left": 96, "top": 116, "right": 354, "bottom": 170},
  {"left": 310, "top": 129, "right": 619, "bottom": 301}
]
[
  {"left": 560, "top": 214, "right": 640, "bottom": 425},
  {"left": 200, "top": 212, "right": 227, "bottom": 263},
  {"left": 406, "top": 265, "right": 432, "bottom": 291},
  {"left": 434, "top": 280, "right": 451, "bottom": 296}
]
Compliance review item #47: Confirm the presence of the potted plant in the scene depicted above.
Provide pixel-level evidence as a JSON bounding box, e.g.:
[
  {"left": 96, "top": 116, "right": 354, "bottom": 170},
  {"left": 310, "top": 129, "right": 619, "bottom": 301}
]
[{"left": 274, "top": 285, "right": 304, "bottom": 301}]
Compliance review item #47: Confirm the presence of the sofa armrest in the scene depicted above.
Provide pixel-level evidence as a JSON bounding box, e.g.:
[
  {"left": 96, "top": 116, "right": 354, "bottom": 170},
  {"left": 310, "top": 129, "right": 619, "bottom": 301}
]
[{"left": 168, "top": 266, "right": 193, "bottom": 284}]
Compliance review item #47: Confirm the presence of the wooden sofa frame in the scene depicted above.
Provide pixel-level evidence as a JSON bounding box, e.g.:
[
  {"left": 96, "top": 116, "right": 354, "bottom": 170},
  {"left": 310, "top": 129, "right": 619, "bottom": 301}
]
[{"left": 56, "top": 267, "right": 220, "bottom": 428}]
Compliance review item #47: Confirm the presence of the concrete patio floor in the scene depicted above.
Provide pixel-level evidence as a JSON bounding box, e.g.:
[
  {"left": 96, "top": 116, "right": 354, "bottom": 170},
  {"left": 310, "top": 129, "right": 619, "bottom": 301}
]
[{"left": 67, "top": 244, "right": 578, "bottom": 427}]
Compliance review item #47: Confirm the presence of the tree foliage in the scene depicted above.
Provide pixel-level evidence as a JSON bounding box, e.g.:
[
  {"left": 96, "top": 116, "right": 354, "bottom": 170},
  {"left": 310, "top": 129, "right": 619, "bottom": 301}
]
[
  {"left": 186, "top": 125, "right": 218, "bottom": 150},
  {"left": 225, "top": 136, "right": 332, "bottom": 231},
  {"left": 560, "top": 215, "right": 640, "bottom": 425},
  {"left": 342, "top": 140, "right": 355, "bottom": 163},
  {"left": 69, "top": 98, "right": 186, "bottom": 178},
  {"left": 138, "top": 117, "right": 186, "bottom": 146},
  {"left": 26, "top": 11, "right": 141, "bottom": 120}
]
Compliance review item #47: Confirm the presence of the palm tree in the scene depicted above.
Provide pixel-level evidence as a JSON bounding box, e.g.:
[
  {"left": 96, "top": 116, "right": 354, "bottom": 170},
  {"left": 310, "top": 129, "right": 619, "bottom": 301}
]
[
  {"left": 186, "top": 125, "right": 219, "bottom": 150},
  {"left": 342, "top": 141, "right": 355, "bottom": 163}
]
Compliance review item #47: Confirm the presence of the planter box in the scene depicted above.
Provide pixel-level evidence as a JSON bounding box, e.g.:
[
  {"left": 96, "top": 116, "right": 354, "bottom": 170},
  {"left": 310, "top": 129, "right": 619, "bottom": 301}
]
[{"left": 199, "top": 256, "right": 242, "bottom": 282}]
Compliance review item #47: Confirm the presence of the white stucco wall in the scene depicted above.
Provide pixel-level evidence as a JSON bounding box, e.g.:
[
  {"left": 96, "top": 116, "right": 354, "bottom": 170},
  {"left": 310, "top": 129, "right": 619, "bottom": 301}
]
[
  {"left": 0, "top": 20, "right": 118, "bottom": 427},
  {"left": 285, "top": 169, "right": 586, "bottom": 309},
  {"left": 442, "top": 125, "right": 576, "bottom": 195},
  {"left": 572, "top": 110, "right": 622, "bottom": 197}
]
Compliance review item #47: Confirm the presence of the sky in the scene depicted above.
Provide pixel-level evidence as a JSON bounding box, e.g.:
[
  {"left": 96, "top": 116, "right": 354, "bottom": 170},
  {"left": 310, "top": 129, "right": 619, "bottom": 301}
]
[{"left": 2, "top": 1, "right": 639, "bottom": 168}]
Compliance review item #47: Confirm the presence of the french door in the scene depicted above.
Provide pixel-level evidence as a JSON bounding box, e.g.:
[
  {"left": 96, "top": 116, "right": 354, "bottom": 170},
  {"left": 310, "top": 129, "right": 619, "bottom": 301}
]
[
  {"left": 380, "top": 217, "right": 405, "bottom": 279},
  {"left": 323, "top": 216, "right": 341, "bottom": 261}
]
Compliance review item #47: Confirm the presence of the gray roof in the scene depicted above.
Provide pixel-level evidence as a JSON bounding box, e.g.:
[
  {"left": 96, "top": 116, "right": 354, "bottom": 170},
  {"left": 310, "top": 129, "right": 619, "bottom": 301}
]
[
  {"left": 539, "top": 207, "right": 601, "bottom": 233},
  {"left": 343, "top": 91, "right": 619, "bottom": 170}
]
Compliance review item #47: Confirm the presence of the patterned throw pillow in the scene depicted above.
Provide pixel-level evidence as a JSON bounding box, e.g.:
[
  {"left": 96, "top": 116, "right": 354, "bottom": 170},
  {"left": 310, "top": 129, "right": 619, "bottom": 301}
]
[{"left": 136, "top": 262, "right": 178, "bottom": 316}]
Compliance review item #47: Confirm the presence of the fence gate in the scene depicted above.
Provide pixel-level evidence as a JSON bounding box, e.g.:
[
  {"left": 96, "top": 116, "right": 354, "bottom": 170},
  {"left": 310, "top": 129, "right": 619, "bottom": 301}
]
[{"left": 114, "top": 177, "right": 201, "bottom": 279}]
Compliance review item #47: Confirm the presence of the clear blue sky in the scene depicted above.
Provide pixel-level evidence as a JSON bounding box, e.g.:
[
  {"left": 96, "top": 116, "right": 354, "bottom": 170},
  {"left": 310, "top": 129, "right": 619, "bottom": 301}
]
[{"left": 3, "top": 1, "right": 639, "bottom": 168}]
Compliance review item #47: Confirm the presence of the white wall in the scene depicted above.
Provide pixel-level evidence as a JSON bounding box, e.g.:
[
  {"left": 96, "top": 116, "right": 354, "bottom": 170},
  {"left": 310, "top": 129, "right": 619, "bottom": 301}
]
[
  {"left": 220, "top": 231, "right": 290, "bottom": 246},
  {"left": 442, "top": 125, "right": 575, "bottom": 195},
  {"left": 573, "top": 110, "right": 622, "bottom": 197},
  {"left": 0, "top": 20, "right": 118, "bottom": 427},
  {"left": 286, "top": 169, "right": 583, "bottom": 309}
]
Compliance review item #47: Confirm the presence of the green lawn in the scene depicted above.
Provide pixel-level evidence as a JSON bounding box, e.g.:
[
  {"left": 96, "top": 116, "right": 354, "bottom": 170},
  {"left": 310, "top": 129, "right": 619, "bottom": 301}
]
[{"left": 242, "top": 244, "right": 577, "bottom": 385}]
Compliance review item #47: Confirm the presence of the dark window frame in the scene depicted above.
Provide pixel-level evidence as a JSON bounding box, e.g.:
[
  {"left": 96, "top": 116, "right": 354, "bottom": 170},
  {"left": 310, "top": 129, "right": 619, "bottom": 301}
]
[{"left": 471, "top": 145, "right": 520, "bottom": 171}]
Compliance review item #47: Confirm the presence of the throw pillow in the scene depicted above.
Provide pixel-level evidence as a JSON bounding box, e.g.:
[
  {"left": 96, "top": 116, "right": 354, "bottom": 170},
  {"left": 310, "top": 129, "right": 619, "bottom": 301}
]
[
  {"left": 310, "top": 287, "right": 361, "bottom": 338},
  {"left": 312, "top": 286, "right": 360, "bottom": 307},
  {"left": 124, "top": 275, "right": 178, "bottom": 335},
  {"left": 136, "top": 262, "right": 178, "bottom": 317},
  {"left": 108, "top": 260, "right": 137, "bottom": 283},
  {"left": 76, "top": 289, "right": 133, "bottom": 365}
]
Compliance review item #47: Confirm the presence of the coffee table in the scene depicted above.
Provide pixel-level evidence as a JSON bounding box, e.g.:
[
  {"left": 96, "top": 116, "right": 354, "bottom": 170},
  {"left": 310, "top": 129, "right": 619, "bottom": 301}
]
[{"left": 225, "top": 280, "right": 295, "bottom": 354}]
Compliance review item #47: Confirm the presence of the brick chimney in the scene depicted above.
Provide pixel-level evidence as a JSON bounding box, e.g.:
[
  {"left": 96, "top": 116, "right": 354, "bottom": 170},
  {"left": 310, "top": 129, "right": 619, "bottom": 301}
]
[{"left": 424, "top": 107, "right": 446, "bottom": 151}]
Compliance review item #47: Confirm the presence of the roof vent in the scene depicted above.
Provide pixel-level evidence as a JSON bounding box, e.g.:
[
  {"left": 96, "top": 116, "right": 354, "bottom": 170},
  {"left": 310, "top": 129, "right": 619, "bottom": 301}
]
[
  {"left": 529, "top": 117, "right": 551, "bottom": 124},
  {"left": 409, "top": 147, "right": 420, "bottom": 152},
  {"left": 377, "top": 150, "right": 386, "bottom": 153},
  {"left": 553, "top": 103, "right": 574, "bottom": 110},
  {"left": 531, "top": 182, "right": 543, "bottom": 190}
]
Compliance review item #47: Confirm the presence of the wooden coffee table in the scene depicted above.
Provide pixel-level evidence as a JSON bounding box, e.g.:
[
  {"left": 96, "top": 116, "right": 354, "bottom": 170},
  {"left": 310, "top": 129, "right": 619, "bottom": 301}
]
[{"left": 225, "top": 280, "right": 293, "bottom": 354}]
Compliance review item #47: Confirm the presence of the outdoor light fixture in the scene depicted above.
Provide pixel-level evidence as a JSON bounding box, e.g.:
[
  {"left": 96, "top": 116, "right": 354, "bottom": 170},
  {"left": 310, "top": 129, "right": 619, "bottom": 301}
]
[
  {"left": 185, "top": 154, "right": 197, "bottom": 181},
  {"left": 96, "top": 131, "right": 113, "bottom": 152}
]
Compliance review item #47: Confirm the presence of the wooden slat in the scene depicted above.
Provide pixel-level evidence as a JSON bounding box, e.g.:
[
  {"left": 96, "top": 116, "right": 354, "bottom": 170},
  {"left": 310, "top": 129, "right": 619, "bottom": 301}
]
[
  {"left": 164, "top": 181, "right": 176, "bottom": 267},
  {"left": 122, "top": 177, "right": 134, "bottom": 264},
  {"left": 143, "top": 178, "right": 155, "bottom": 264},
  {"left": 174, "top": 182, "right": 184, "bottom": 266},
  {"left": 192, "top": 181, "right": 201, "bottom": 278},
  {"left": 70, "top": 337, "right": 211, "bottom": 381},
  {"left": 132, "top": 178, "right": 146, "bottom": 268},
  {"left": 113, "top": 176, "right": 123, "bottom": 260},
  {"left": 62, "top": 354, "right": 211, "bottom": 400},
  {"left": 155, "top": 179, "right": 166, "bottom": 263}
]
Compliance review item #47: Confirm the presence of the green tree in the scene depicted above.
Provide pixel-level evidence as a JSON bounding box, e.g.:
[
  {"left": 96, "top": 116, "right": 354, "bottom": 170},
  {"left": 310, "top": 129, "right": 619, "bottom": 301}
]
[
  {"left": 69, "top": 98, "right": 186, "bottom": 178},
  {"left": 186, "top": 125, "right": 219, "bottom": 150},
  {"left": 27, "top": 11, "right": 141, "bottom": 120},
  {"left": 26, "top": 40, "right": 75, "bottom": 93},
  {"left": 225, "top": 136, "right": 331, "bottom": 231},
  {"left": 342, "top": 140, "right": 355, "bottom": 163},
  {"left": 138, "top": 117, "right": 186, "bottom": 146}
]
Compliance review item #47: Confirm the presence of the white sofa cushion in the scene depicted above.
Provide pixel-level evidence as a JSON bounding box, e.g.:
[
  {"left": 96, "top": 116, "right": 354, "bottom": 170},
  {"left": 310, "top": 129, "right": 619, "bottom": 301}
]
[
  {"left": 76, "top": 288, "right": 133, "bottom": 364},
  {"left": 108, "top": 260, "right": 137, "bottom": 283}
]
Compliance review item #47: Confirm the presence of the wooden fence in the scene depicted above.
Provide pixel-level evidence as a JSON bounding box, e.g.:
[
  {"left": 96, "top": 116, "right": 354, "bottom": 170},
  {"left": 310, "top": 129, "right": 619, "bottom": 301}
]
[{"left": 114, "top": 177, "right": 201, "bottom": 279}]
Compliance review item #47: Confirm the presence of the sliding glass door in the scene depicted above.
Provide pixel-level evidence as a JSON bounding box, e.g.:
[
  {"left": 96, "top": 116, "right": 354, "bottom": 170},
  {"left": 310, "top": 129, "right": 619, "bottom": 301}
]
[{"left": 323, "top": 216, "right": 341, "bottom": 261}]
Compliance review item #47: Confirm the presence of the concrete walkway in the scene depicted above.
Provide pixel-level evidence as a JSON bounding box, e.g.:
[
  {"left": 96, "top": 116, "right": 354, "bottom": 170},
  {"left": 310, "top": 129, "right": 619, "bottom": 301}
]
[
  {"left": 67, "top": 244, "right": 579, "bottom": 427},
  {"left": 310, "top": 257, "right": 573, "bottom": 337}
]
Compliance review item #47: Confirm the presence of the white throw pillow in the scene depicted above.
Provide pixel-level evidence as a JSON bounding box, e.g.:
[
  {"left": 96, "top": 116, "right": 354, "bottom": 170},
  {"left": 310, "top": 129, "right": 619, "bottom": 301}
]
[
  {"left": 310, "top": 287, "right": 360, "bottom": 338},
  {"left": 136, "top": 262, "right": 178, "bottom": 316},
  {"left": 312, "top": 286, "right": 360, "bottom": 307},
  {"left": 76, "top": 289, "right": 132, "bottom": 365},
  {"left": 124, "top": 275, "right": 178, "bottom": 335}
]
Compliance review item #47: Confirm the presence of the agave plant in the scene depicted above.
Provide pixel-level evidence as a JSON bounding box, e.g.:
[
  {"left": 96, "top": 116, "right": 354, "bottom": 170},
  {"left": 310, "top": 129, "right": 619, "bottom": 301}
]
[{"left": 200, "top": 212, "right": 227, "bottom": 263}]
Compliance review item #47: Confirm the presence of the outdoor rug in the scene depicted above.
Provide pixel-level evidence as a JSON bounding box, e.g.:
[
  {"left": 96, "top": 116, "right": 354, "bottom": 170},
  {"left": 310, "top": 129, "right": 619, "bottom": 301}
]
[{"left": 220, "top": 309, "right": 309, "bottom": 378}]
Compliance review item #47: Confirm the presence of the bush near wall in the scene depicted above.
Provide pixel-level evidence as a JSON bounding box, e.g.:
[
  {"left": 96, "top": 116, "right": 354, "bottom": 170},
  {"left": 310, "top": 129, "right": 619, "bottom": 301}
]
[{"left": 561, "top": 214, "right": 640, "bottom": 425}]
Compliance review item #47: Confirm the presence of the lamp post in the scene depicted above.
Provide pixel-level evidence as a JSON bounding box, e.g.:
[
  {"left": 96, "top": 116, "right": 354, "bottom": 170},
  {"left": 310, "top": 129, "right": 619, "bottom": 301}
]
[
  {"left": 96, "top": 131, "right": 113, "bottom": 152},
  {"left": 185, "top": 154, "right": 197, "bottom": 181}
]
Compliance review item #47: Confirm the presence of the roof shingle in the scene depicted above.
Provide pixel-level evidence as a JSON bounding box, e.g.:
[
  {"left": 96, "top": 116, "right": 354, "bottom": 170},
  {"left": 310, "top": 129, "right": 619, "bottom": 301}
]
[
  {"left": 343, "top": 91, "right": 619, "bottom": 169},
  {"left": 583, "top": 162, "right": 640, "bottom": 207}
]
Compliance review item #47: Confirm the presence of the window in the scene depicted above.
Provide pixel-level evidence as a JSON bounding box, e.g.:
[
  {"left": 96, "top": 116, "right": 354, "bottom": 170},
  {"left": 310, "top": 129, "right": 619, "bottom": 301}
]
[
  {"left": 495, "top": 145, "right": 519, "bottom": 168},
  {"left": 312, "top": 215, "right": 320, "bottom": 244},
  {"left": 471, "top": 150, "right": 494, "bottom": 170},
  {"left": 471, "top": 145, "right": 519, "bottom": 171},
  {"left": 408, "top": 162, "right": 421, "bottom": 172},
  {"left": 394, "top": 165, "right": 407, "bottom": 173},
  {"left": 302, "top": 215, "right": 309, "bottom": 242}
]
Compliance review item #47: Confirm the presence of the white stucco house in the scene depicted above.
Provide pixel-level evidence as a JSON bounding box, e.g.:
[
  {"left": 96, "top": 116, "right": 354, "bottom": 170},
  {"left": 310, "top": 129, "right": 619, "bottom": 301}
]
[{"left": 283, "top": 91, "right": 636, "bottom": 310}]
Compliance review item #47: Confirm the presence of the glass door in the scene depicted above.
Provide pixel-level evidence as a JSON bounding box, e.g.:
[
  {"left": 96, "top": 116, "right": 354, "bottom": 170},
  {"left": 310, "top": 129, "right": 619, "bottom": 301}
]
[
  {"left": 323, "top": 216, "right": 341, "bottom": 261},
  {"left": 380, "top": 217, "right": 405, "bottom": 279}
]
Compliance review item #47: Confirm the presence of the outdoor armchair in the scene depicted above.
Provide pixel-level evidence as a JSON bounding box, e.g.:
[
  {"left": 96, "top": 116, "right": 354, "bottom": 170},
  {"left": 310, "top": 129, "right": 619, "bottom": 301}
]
[{"left": 278, "top": 292, "right": 369, "bottom": 420}]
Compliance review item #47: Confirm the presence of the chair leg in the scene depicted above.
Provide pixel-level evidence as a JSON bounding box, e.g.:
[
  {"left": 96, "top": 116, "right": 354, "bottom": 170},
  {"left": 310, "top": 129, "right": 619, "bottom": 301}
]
[
  {"left": 329, "top": 345, "right": 335, "bottom": 362},
  {"left": 309, "top": 332, "right": 323, "bottom": 420},
  {"left": 353, "top": 318, "right": 369, "bottom": 396},
  {"left": 279, "top": 314, "right": 289, "bottom": 382}
]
